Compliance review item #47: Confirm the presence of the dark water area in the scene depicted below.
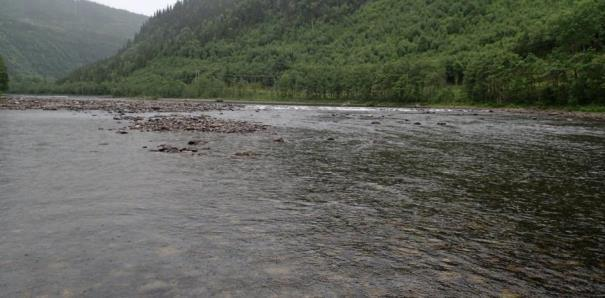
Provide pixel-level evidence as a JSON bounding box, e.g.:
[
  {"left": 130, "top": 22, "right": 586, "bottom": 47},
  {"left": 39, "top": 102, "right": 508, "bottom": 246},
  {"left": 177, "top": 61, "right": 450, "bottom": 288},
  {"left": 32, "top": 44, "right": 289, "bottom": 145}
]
[{"left": 0, "top": 104, "right": 604, "bottom": 297}]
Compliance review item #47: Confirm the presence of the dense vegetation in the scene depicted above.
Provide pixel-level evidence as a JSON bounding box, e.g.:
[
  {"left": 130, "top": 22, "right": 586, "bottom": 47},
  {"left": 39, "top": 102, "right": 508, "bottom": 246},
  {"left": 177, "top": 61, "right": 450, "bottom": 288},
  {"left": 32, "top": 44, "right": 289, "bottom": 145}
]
[
  {"left": 31, "top": 0, "right": 605, "bottom": 107},
  {"left": 0, "top": 55, "right": 8, "bottom": 93},
  {"left": 0, "top": 0, "right": 147, "bottom": 85}
]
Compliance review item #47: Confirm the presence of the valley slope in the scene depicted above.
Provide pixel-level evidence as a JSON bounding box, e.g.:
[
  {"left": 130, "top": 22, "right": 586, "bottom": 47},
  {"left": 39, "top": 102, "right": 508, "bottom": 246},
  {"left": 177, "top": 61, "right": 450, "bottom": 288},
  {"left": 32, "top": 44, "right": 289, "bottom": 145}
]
[
  {"left": 0, "top": 0, "right": 147, "bottom": 82},
  {"left": 36, "top": 0, "right": 605, "bottom": 106}
]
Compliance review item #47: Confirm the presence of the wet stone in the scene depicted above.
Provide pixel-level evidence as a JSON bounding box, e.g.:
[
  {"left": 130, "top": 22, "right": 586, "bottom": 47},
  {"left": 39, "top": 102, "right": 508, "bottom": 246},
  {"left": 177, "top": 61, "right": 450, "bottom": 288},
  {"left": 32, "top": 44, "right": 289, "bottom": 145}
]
[
  {"left": 188, "top": 140, "right": 206, "bottom": 146},
  {"left": 233, "top": 151, "right": 257, "bottom": 158},
  {"left": 153, "top": 144, "right": 199, "bottom": 154}
]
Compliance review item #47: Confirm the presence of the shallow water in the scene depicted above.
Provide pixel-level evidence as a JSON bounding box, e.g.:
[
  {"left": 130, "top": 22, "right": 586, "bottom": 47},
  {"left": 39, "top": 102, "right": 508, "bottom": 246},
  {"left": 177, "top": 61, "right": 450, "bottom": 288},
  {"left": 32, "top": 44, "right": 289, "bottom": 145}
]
[{"left": 0, "top": 105, "right": 604, "bottom": 297}]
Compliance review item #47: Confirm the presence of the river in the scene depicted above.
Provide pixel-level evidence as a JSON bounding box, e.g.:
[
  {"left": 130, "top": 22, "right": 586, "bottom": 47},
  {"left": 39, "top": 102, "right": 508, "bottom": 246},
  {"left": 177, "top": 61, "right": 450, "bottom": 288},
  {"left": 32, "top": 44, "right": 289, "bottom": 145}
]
[{"left": 0, "top": 100, "right": 604, "bottom": 296}]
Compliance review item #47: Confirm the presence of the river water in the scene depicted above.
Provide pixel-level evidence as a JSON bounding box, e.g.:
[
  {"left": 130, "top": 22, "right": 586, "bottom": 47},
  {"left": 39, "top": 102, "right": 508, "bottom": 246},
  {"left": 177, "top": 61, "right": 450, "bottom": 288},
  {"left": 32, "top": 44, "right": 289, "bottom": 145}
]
[{"left": 0, "top": 103, "right": 604, "bottom": 297}]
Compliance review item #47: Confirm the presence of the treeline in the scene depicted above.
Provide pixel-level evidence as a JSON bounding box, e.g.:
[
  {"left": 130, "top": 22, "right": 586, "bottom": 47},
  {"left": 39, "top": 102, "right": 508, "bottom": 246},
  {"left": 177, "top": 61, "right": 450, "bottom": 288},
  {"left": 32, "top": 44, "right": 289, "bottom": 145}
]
[
  {"left": 21, "top": 0, "right": 605, "bottom": 107},
  {"left": 465, "top": 1, "right": 605, "bottom": 105}
]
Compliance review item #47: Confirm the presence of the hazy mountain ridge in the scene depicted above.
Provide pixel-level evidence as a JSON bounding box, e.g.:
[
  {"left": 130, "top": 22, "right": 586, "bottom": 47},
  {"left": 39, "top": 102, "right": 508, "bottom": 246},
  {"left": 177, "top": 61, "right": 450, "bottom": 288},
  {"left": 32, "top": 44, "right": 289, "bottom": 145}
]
[{"left": 0, "top": 0, "right": 148, "bottom": 80}]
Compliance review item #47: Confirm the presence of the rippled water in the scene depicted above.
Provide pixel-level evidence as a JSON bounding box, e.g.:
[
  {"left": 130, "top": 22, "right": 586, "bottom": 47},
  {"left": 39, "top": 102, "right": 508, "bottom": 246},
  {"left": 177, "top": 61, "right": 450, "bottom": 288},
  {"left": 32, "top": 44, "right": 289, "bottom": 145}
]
[{"left": 0, "top": 104, "right": 604, "bottom": 297}]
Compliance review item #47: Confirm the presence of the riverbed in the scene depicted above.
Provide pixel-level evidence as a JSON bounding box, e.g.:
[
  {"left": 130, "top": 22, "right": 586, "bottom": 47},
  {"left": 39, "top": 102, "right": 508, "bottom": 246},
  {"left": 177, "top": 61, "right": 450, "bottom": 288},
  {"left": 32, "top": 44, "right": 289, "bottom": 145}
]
[{"left": 0, "top": 97, "right": 604, "bottom": 296}]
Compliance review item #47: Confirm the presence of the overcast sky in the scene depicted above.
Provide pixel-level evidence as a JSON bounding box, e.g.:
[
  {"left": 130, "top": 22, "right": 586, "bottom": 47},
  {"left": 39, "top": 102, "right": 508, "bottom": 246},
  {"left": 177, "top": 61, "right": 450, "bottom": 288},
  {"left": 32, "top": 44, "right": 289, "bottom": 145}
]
[{"left": 92, "top": 0, "right": 179, "bottom": 16}]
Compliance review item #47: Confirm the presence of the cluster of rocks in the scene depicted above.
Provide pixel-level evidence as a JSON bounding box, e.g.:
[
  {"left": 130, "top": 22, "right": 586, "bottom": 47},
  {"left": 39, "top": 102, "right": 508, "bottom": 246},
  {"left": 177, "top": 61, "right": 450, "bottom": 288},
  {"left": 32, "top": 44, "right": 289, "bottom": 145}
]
[
  {"left": 1, "top": 96, "right": 270, "bottom": 135},
  {"left": 148, "top": 143, "right": 262, "bottom": 159},
  {"left": 0, "top": 96, "right": 236, "bottom": 113},
  {"left": 128, "top": 115, "right": 268, "bottom": 133},
  {"left": 150, "top": 144, "right": 202, "bottom": 154},
  {"left": 233, "top": 151, "right": 258, "bottom": 158}
]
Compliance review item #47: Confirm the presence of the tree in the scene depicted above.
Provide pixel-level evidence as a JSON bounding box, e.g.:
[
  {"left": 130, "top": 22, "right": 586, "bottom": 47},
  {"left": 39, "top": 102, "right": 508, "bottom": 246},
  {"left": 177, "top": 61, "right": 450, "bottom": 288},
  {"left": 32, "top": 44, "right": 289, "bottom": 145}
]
[
  {"left": 0, "top": 55, "right": 9, "bottom": 93},
  {"left": 38, "top": 0, "right": 604, "bottom": 107}
]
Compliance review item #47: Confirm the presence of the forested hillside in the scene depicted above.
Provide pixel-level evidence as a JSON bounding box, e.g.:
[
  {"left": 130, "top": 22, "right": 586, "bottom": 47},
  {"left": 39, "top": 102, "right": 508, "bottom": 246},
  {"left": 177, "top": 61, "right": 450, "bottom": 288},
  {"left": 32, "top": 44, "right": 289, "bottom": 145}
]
[
  {"left": 0, "top": 55, "right": 8, "bottom": 93},
  {"left": 43, "top": 0, "right": 605, "bottom": 106},
  {"left": 0, "top": 0, "right": 147, "bottom": 83}
]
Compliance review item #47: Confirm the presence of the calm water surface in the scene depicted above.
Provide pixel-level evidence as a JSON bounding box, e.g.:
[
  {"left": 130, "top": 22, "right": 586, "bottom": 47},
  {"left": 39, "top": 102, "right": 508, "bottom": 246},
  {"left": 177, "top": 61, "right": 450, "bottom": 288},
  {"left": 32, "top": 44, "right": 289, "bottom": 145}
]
[{"left": 0, "top": 104, "right": 604, "bottom": 297}]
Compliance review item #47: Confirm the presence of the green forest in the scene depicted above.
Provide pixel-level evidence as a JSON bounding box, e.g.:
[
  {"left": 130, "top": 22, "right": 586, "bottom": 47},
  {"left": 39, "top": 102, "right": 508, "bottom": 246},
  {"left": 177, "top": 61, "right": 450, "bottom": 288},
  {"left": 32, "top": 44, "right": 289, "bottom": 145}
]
[
  {"left": 17, "top": 0, "right": 605, "bottom": 107},
  {"left": 0, "top": 0, "right": 147, "bottom": 84},
  {"left": 0, "top": 55, "right": 8, "bottom": 93}
]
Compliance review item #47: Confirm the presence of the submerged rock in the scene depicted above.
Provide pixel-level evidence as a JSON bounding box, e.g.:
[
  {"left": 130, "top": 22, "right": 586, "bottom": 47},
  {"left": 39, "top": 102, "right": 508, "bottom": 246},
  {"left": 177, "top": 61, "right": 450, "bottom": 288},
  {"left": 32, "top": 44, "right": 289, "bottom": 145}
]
[
  {"left": 152, "top": 144, "right": 201, "bottom": 154},
  {"left": 188, "top": 140, "right": 206, "bottom": 146},
  {"left": 233, "top": 151, "right": 257, "bottom": 158}
]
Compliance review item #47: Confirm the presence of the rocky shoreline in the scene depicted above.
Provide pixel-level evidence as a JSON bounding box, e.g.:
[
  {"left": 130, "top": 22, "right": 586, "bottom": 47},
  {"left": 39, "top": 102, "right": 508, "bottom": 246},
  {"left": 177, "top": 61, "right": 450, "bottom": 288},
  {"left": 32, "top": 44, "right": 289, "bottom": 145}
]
[
  {"left": 0, "top": 95, "right": 236, "bottom": 113},
  {"left": 0, "top": 96, "right": 269, "bottom": 134},
  {"left": 1, "top": 96, "right": 272, "bottom": 156}
]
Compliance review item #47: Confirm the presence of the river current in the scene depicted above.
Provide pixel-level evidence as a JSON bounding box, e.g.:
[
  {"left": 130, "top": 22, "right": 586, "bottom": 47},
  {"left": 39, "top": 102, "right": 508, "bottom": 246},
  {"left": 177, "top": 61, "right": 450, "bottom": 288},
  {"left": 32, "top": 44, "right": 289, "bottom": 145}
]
[{"left": 0, "top": 103, "right": 604, "bottom": 296}]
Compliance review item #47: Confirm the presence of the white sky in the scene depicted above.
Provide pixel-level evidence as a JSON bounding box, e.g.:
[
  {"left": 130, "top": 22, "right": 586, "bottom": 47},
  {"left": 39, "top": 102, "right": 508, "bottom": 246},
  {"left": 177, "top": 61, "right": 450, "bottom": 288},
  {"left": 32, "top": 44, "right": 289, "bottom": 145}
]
[{"left": 91, "top": 0, "right": 180, "bottom": 16}]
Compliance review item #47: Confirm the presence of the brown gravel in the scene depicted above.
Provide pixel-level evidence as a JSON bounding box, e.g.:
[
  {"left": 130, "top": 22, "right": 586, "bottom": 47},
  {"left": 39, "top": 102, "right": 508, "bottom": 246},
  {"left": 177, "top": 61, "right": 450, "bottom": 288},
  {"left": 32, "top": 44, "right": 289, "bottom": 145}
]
[
  {"left": 1, "top": 96, "right": 269, "bottom": 134},
  {"left": 128, "top": 115, "right": 268, "bottom": 133},
  {"left": 0, "top": 96, "right": 237, "bottom": 113}
]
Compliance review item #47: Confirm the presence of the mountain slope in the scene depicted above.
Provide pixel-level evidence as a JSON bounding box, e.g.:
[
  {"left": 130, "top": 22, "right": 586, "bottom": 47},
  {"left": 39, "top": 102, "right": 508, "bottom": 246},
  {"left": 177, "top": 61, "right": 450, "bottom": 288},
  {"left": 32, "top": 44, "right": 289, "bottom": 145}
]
[
  {"left": 0, "top": 0, "right": 147, "bottom": 81},
  {"left": 58, "top": 0, "right": 605, "bottom": 106},
  {"left": 0, "top": 55, "right": 7, "bottom": 92}
]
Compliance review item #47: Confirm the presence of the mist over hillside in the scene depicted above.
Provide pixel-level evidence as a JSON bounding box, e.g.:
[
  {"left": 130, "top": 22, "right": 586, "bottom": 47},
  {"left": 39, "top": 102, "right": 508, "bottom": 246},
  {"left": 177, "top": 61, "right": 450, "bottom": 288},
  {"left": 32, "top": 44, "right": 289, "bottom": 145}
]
[{"left": 0, "top": 0, "right": 148, "bottom": 81}]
